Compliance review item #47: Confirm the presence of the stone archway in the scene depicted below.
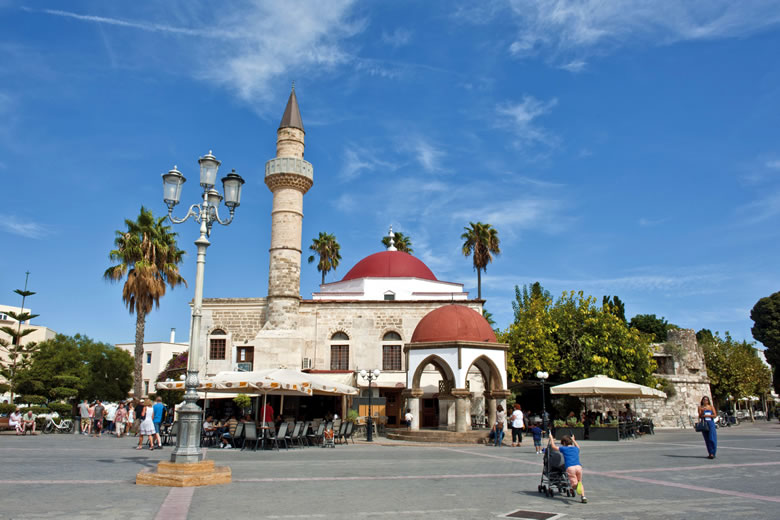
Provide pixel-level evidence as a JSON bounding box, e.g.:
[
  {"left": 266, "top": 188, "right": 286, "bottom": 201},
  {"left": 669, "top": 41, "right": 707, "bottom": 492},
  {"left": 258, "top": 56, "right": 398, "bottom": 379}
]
[
  {"left": 465, "top": 355, "right": 507, "bottom": 430},
  {"left": 408, "top": 354, "right": 457, "bottom": 429}
]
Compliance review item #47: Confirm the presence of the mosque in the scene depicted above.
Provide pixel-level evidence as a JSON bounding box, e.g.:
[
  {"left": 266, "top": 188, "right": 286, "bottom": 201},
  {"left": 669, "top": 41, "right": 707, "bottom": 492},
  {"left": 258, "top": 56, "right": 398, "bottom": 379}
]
[{"left": 194, "top": 88, "right": 509, "bottom": 432}]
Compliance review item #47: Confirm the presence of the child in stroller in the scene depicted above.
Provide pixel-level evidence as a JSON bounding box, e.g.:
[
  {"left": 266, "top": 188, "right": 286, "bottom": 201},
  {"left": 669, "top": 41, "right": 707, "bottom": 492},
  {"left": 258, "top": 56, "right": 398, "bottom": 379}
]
[{"left": 538, "top": 437, "right": 574, "bottom": 498}]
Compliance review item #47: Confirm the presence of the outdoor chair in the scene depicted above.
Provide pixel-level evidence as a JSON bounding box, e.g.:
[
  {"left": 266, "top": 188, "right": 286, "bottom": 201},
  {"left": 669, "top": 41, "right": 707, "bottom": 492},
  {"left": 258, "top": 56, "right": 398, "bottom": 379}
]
[
  {"left": 164, "top": 422, "right": 178, "bottom": 446},
  {"left": 202, "top": 427, "right": 218, "bottom": 447},
  {"left": 230, "top": 422, "right": 245, "bottom": 449},
  {"left": 333, "top": 419, "right": 341, "bottom": 434},
  {"left": 274, "top": 422, "right": 290, "bottom": 450},
  {"left": 298, "top": 421, "right": 311, "bottom": 447},
  {"left": 242, "top": 422, "right": 260, "bottom": 451},
  {"left": 342, "top": 421, "right": 354, "bottom": 444},
  {"left": 288, "top": 422, "right": 302, "bottom": 448},
  {"left": 308, "top": 423, "right": 325, "bottom": 446},
  {"left": 336, "top": 422, "right": 347, "bottom": 444}
]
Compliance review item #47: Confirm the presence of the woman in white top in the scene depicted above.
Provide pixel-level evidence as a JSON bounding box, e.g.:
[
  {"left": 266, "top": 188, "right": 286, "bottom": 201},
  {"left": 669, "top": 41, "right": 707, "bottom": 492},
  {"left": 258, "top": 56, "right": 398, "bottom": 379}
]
[
  {"left": 125, "top": 404, "right": 134, "bottom": 436},
  {"left": 9, "top": 409, "right": 22, "bottom": 435},
  {"left": 137, "top": 400, "right": 157, "bottom": 451},
  {"left": 510, "top": 404, "right": 525, "bottom": 447}
]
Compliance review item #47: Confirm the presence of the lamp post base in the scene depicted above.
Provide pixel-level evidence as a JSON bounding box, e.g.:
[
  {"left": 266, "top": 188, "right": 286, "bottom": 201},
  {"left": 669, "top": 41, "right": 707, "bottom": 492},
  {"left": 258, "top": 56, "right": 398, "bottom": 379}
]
[{"left": 136, "top": 460, "right": 231, "bottom": 487}]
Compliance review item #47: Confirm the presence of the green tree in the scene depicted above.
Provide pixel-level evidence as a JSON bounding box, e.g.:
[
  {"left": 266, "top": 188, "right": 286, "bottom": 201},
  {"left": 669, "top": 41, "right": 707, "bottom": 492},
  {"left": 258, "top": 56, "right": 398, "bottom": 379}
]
[
  {"left": 700, "top": 330, "right": 773, "bottom": 414},
  {"left": 155, "top": 351, "right": 188, "bottom": 407},
  {"left": 502, "top": 283, "right": 560, "bottom": 382},
  {"left": 381, "top": 231, "right": 413, "bottom": 254},
  {"left": 0, "top": 275, "right": 41, "bottom": 401},
  {"left": 750, "top": 291, "right": 780, "bottom": 393},
  {"left": 602, "top": 295, "right": 626, "bottom": 323},
  {"left": 15, "top": 333, "right": 133, "bottom": 403},
  {"left": 461, "top": 222, "right": 500, "bottom": 300},
  {"left": 104, "top": 206, "right": 186, "bottom": 398},
  {"left": 482, "top": 308, "right": 496, "bottom": 327},
  {"left": 307, "top": 232, "right": 342, "bottom": 285},
  {"left": 629, "top": 314, "right": 670, "bottom": 343}
]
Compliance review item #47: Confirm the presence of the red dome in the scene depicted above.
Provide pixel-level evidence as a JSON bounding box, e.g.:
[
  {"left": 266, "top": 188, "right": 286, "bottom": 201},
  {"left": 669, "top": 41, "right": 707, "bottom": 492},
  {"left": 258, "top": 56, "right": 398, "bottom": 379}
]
[
  {"left": 342, "top": 251, "right": 437, "bottom": 282},
  {"left": 411, "top": 305, "right": 497, "bottom": 343}
]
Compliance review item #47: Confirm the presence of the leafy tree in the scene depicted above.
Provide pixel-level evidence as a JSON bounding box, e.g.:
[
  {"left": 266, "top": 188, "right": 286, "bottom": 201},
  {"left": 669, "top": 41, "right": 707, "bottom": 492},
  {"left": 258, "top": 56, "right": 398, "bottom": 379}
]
[
  {"left": 155, "top": 351, "right": 188, "bottom": 407},
  {"left": 14, "top": 333, "right": 133, "bottom": 403},
  {"left": 381, "top": 231, "right": 413, "bottom": 254},
  {"left": 700, "top": 330, "right": 773, "bottom": 413},
  {"left": 0, "top": 277, "right": 41, "bottom": 401},
  {"left": 307, "top": 232, "right": 342, "bottom": 285},
  {"left": 461, "top": 222, "right": 500, "bottom": 300},
  {"left": 629, "top": 314, "right": 671, "bottom": 343},
  {"left": 602, "top": 295, "right": 626, "bottom": 323},
  {"left": 750, "top": 291, "right": 780, "bottom": 393},
  {"left": 104, "top": 206, "right": 186, "bottom": 398},
  {"left": 502, "top": 283, "right": 560, "bottom": 382}
]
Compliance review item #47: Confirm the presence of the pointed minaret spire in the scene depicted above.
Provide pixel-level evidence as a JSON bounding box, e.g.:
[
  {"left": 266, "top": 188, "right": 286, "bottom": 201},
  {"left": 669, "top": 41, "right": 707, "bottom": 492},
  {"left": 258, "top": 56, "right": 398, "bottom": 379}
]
[
  {"left": 279, "top": 82, "right": 304, "bottom": 132},
  {"left": 386, "top": 226, "right": 397, "bottom": 251}
]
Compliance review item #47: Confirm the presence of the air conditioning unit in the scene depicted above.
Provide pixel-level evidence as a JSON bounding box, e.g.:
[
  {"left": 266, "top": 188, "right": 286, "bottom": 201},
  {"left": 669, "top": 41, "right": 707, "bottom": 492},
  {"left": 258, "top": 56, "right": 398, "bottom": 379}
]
[{"left": 301, "top": 358, "right": 313, "bottom": 370}]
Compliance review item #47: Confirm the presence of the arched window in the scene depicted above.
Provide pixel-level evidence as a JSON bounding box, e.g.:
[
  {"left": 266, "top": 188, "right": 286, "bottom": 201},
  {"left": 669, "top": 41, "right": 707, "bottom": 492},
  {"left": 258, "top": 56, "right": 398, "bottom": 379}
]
[
  {"left": 209, "top": 329, "right": 227, "bottom": 360},
  {"left": 330, "top": 332, "right": 349, "bottom": 370},
  {"left": 382, "top": 331, "right": 402, "bottom": 371}
]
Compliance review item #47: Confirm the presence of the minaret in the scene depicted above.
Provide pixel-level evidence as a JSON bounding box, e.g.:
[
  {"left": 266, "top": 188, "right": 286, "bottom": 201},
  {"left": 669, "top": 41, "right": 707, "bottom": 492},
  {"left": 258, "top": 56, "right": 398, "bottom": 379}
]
[{"left": 264, "top": 85, "right": 313, "bottom": 329}]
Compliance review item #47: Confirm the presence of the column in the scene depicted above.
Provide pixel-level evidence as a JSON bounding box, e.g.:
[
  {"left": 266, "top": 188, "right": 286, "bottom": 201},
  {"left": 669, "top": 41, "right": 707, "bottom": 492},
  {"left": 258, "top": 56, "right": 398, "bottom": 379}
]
[
  {"left": 402, "top": 388, "right": 423, "bottom": 431},
  {"left": 451, "top": 389, "right": 472, "bottom": 433}
]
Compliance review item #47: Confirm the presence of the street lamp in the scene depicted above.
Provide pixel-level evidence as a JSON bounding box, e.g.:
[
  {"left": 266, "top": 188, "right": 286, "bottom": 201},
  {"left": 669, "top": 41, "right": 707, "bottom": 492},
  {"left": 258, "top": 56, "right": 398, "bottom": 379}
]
[
  {"left": 162, "top": 150, "right": 244, "bottom": 464},
  {"left": 359, "top": 368, "right": 381, "bottom": 442},
  {"left": 536, "top": 371, "right": 549, "bottom": 432}
]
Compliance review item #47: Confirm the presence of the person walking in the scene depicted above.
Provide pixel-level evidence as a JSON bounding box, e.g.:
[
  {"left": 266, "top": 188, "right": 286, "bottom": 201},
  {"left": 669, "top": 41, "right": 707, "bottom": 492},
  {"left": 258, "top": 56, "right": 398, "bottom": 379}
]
[
  {"left": 494, "top": 404, "right": 506, "bottom": 447},
  {"left": 152, "top": 397, "right": 165, "bottom": 448},
  {"left": 92, "top": 400, "right": 105, "bottom": 438},
  {"left": 137, "top": 399, "right": 157, "bottom": 451},
  {"left": 510, "top": 404, "right": 525, "bottom": 447},
  {"left": 125, "top": 402, "right": 135, "bottom": 436},
  {"left": 550, "top": 434, "right": 587, "bottom": 503},
  {"left": 114, "top": 403, "right": 127, "bottom": 438},
  {"left": 78, "top": 399, "right": 90, "bottom": 435},
  {"left": 698, "top": 396, "right": 718, "bottom": 459}
]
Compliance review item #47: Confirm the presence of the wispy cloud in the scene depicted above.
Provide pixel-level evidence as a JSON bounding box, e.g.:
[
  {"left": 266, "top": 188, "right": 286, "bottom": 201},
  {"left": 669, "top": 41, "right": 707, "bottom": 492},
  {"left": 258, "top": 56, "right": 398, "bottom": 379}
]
[
  {"left": 1, "top": 216, "right": 48, "bottom": 239},
  {"left": 559, "top": 59, "right": 587, "bottom": 73},
  {"left": 639, "top": 217, "right": 669, "bottom": 227},
  {"left": 503, "top": 1, "right": 780, "bottom": 64},
  {"left": 496, "top": 95, "right": 559, "bottom": 151},
  {"left": 339, "top": 144, "right": 398, "bottom": 180},
  {"left": 735, "top": 189, "right": 780, "bottom": 225},
  {"left": 767, "top": 160, "right": 780, "bottom": 170},
  {"left": 382, "top": 28, "right": 412, "bottom": 47},
  {"left": 452, "top": 197, "right": 574, "bottom": 235},
  {"left": 413, "top": 140, "right": 446, "bottom": 172}
]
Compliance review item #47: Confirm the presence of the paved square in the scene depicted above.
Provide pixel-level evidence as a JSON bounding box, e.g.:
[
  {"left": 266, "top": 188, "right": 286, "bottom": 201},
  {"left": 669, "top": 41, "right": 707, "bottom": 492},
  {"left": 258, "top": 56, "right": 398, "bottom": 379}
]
[{"left": 1, "top": 423, "right": 779, "bottom": 519}]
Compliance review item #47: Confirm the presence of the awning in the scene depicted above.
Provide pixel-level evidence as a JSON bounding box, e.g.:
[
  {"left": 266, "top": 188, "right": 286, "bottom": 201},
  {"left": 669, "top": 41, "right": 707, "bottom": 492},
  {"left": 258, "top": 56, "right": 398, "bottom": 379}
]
[{"left": 550, "top": 374, "right": 667, "bottom": 399}]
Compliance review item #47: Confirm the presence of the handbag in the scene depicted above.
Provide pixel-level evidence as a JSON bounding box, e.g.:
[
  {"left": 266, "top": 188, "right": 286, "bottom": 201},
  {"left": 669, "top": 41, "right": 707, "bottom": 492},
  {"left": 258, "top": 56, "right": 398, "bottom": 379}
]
[{"left": 694, "top": 419, "right": 709, "bottom": 432}]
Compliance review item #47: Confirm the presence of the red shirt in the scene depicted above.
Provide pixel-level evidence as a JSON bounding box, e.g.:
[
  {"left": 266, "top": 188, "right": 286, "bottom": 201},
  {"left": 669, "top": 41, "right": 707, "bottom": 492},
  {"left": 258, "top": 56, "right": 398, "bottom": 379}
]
[{"left": 263, "top": 404, "right": 274, "bottom": 423}]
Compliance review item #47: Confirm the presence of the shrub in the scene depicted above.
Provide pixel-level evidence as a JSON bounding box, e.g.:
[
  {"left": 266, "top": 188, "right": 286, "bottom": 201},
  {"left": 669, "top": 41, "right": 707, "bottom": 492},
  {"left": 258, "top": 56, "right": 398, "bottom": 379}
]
[
  {"left": 21, "top": 395, "right": 47, "bottom": 405},
  {"left": 28, "top": 406, "right": 49, "bottom": 414},
  {"left": 48, "top": 402, "right": 74, "bottom": 417},
  {"left": 0, "top": 403, "right": 16, "bottom": 415},
  {"left": 346, "top": 409, "right": 359, "bottom": 423},
  {"left": 233, "top": 394, "right": 251, "bottom": 410}
]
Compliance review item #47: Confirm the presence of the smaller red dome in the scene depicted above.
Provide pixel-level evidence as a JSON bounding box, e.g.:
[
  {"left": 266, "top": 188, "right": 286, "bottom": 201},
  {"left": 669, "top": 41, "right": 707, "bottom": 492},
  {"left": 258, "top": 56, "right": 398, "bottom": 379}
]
[
  {"left": 411, "top": 305, "right": 497, "bottom": 343},
  {"left": 342, "top": 251, "right": 437, "bottom": 281}
]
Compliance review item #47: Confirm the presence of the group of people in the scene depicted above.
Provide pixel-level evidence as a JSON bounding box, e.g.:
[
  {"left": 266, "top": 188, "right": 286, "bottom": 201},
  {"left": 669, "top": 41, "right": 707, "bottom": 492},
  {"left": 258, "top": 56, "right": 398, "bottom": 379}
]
[
  {"left": 203, "top": 401, "right": 274, "bottom": 449},
  {"left": 7, "top": 408, "right": 38, "bottom": 435},
  {"left": 76, "top": 397, "right": 171, "bottom": 449},
  {"left": 492, "top": 403, "right": 545, "bottom": 452}
]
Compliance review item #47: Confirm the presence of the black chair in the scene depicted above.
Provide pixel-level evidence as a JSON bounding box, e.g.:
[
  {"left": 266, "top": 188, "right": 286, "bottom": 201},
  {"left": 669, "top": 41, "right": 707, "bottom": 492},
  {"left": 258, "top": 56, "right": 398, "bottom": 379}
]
[
  {"left": 297, "top": 421, "right": 311, "bottom": 447},
  {"left": 274, "top": 422, "right": 290, "bottom": 450},
  {"left": 336, "top": 422, "right": 348, "bottom": 444},
  {"left": 308, "top": 423, "right": 325, "bottom": 446},
  {"left": 229, "top": 422, "right": 245, "bottom": 449},
  {"left": 342, "top": 421, "right": 354, "bottom": 444}
]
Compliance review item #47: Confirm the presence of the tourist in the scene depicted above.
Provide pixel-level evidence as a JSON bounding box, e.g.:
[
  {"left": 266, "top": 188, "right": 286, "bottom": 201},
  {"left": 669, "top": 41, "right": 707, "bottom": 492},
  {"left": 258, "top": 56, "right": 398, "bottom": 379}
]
[
  {"left": 263, "top": 401, "right": 274, "bottom": 424},
  {"left": 137, "top": 399, "right": 157, "bottom": 451},
  {"left": 21, "top": 409, "right": 37, "bottom": 434},
  {"left": 510, "top": 404, "right": 524, "bottom": 447},
  {"left": 92, "top": 400, "right": 105, "bottom": 437},
  {"left": 624, "top": 403, "right": 634, "bottom": 421},
  {"left": 152, "top": 397, "right": 165, "bottom": 441},
  {"left": 404, "top": 408, "right": 413, "bottom": 429},
  {"left": 9, "top": 408, "right": 22, "bottom": 435},
  {"left": 125, "top": 402, "right": 135, "bottom": 435},
  {"left": 220, "top": 415, "right": 239, "bottom": 449},
  {"left": 133, "top": 399, "right": 144, "bottom": 436},
  {"left": 698, "top": 396, "right": 717, "bottom": 459},
  {"left": 530, "top": 422, "right": 544, "bottom": 454},
  {"left": 549, "top": 434, "right": 587, "bottom": 503},
  {"left": 494, "top": 404, "right": 506, "bottom": 447},
  {"left": 87, "top": 401, "right": 94, "bottom": 434},
  {"left": 114, "top": 403, "right": 127, "bottom": 438},
  {"left": 78, "top": 399, "right": 90, "bottom": 435}
]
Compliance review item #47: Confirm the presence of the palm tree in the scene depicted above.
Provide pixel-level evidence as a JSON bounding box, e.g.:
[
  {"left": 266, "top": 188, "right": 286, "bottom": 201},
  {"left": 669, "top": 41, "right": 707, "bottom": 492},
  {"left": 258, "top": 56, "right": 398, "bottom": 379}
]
[
  {"left": 461, "top": 221, "right": 501, "bottom": 300},
  {"left": 308, "top": 232, "right": 341, "bottom": 285},
  {"left": 381, "top": 232, "right": 413, "bottom": 254},
  {"left": 104, "top": 206, "right": 186, "bottom": 398}
]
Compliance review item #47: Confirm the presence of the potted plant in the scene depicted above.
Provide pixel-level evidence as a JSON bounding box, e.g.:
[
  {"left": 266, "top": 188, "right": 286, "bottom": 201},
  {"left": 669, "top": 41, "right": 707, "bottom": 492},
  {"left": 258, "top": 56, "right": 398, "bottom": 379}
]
[
  {"left": 553, "top": 419, "right": 584, "bottom": 440},
  {"left": 233, "top": 394, "right": 252, "bottom": 417},
  {"left": 588, "top": 418, "right": 620, "bottom": 441}
]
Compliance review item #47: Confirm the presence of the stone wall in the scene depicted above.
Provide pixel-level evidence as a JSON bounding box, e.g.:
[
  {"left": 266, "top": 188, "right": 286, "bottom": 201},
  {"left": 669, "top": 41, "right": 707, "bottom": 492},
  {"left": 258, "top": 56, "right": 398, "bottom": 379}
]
[{"left": 584, "top": 329, "right": 713, "bottom": 428}]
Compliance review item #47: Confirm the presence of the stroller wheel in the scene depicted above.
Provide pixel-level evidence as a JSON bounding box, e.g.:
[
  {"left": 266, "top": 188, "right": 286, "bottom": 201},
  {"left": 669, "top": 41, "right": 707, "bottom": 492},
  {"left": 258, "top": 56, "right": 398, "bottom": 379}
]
[{"left": 538, "top": 485, "right": 543, "bottom": 493}]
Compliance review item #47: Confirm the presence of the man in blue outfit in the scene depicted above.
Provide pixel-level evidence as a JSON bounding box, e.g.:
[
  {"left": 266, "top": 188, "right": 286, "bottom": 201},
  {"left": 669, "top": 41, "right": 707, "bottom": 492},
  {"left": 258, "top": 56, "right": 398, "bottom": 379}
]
[{"left": 152, "top": 397, "right": 165, "bottom": 447}]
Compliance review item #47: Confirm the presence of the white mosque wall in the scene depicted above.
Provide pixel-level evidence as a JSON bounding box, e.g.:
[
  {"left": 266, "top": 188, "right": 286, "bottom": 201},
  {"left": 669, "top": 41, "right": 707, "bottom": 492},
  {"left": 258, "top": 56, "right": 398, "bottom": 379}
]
[{"left": 313, "top": 277, "right": 467, "bottom": 301}]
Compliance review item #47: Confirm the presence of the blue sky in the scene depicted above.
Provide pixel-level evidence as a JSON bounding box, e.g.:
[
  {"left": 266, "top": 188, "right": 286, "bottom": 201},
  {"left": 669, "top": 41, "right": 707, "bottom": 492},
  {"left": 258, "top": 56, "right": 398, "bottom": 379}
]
[{"left": 1, "top": 1, "right": 779, "bottom": 347}]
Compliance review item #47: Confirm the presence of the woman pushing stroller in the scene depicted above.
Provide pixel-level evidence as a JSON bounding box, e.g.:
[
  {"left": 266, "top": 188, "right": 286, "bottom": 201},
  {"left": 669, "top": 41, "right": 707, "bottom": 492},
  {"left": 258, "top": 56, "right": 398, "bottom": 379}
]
[{"left": 549, "top": 433, "right": 588, "bottom": 503}]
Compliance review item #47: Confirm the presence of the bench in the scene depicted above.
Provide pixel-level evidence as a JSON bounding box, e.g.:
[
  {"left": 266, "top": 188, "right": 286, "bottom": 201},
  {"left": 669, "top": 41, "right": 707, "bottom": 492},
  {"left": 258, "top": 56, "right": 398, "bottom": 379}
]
[{"left": 0, "top": 417, "right": 14, "bottom": 431}]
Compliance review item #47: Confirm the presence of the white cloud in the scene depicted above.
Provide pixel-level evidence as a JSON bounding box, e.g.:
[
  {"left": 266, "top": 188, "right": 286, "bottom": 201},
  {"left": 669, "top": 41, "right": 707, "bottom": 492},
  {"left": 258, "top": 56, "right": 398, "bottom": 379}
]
[
  {"left": 559, "top": 59, "right": 587, "bottom": 73},
  {"left": 339, "top": 144, "right": 398, "bottom": 180},
  {"left": 414, "top": 140, "right": 446, "bottom": 172},
  {"left": 766, "top": 160, "right": 780, "bottom": 170},
  {"left": 382, "top": 28, "right": 412, "bottom": 47},
  {"left": 639, "top": 217, "right": 669, "bottom": 227},
  {"left": 504, "top": 1, "right": 780, "bottom": 63},
  {"left": 496, "top": 96, "right": 559, "bottom": 150},
  {"left": 452, "top": 197, "right": 573, "bottom": 235},
  {"left": 2, "top": 216, "right": 48, "bottom": 239},
  {"left": 735, "top": 189, "right": 780, "bottom": 225}
]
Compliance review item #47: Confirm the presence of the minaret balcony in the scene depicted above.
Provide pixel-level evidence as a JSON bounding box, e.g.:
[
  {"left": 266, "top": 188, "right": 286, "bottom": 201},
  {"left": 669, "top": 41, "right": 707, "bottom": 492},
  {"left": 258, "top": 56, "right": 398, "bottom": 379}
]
[{"left": 265, "top": 157, "right": 314, "bottom": 182}]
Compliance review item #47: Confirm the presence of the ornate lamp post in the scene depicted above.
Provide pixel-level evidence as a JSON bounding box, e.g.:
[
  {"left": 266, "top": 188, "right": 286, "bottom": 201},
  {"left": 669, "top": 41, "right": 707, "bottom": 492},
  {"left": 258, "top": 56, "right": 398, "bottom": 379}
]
[
  {"left": 162, "top": 151, "right": 244, "bottom": 464},
  {"left": 536, "top": 370, "right": 549, "bottom": 432},
  {"left": 359, "top": 368, "right": 381, "bottom": 442}
]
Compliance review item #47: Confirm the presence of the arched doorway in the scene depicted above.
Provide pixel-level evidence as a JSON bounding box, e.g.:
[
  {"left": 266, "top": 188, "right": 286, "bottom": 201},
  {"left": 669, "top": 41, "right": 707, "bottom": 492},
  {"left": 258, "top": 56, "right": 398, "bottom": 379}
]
[{"left": 411, "top": 354, "right": 456, "bottom": 428}]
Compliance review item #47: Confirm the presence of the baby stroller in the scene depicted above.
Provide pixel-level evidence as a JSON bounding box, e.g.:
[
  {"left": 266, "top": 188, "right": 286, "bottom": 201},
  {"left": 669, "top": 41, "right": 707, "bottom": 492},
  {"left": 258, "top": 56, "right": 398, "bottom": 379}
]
[
  {"left": 538, "top": 439, "right": 575, "bottom": 498},
  {"left": 321, "top": 426, "right": 335, "bottom": 448}
]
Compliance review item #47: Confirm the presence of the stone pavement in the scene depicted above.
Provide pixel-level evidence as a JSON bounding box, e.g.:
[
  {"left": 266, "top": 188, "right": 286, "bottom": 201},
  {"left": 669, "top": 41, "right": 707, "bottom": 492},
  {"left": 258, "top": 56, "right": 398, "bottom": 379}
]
[{"left": 1, "top": 422, "right": 779, "bottom": 519}]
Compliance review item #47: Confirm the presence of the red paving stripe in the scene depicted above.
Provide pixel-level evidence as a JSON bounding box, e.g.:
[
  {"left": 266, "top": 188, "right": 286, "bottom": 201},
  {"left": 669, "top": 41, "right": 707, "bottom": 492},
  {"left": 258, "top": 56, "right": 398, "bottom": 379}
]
[
  {"left": 607, "top": 460, "right": 780, "bottom": 474},
  {"left": 155, "top": 487, "right": 195, "bottom": 520},
  {"left": 235, "top": 472, "right": 539, "bottom": 483},
  {"left": 598, "top": 472, "right": 780, "bottom": 504}
]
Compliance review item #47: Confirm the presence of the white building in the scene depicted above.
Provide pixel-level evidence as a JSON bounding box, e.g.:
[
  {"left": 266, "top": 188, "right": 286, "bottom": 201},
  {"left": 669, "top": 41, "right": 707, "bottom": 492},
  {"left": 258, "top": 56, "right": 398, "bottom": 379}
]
[
  {"left": 0, "top": 304, "right": 56, "bottom": 397},
  {"left": 116, "top": 328, "right": 188, "bottom": 398}
]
